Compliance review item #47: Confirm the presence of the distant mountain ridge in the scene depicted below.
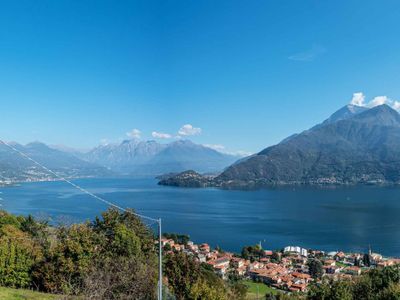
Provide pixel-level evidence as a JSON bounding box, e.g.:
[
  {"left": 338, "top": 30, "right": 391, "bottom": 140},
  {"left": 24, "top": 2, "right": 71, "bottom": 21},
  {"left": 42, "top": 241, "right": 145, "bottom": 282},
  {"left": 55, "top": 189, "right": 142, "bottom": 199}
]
[
  {"left": 160, "top": 104, "right": 400, "bottom": 187},
  {"left": 0, "top": 137, "right": 241, "bottom": 183},
  {"left": 83, "top": 139, "right": 239, "bottom": 175},
  {"left": 0, "top": 142, "right": 112, "bottom": 183}
]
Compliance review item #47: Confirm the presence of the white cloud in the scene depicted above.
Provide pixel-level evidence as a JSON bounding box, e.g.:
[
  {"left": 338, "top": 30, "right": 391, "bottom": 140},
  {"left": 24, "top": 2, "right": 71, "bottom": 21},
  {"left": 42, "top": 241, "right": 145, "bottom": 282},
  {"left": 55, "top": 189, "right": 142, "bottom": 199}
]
[
  {"left": 152, "top": 131, "right": 172, "bottom": 139},
  {"left": 203, "top": 144, "right": 225, "bottom": 151},
  {"left": 350, "top": 92, "right": 366, "bottom": 106},
  {"left": 178, "top": 124, "right": 202, "bottom": 136},
  {"left": 203, "top": 144, "right": 252, "bottom": 157},
  {"left": 349, "top": 92, "right": 400, "bottom": 111},
  {"left": 126, "top": 129, "right": 141, "bottom": 139},
  {"left": 230, "top": 150, "right": 254, "bottom": 157},
  {"left": 368, "top": 96, "right": 389, "bottom": 107},
  {"left": 393, "top": 101, "right": 400, "bottom": 110}
]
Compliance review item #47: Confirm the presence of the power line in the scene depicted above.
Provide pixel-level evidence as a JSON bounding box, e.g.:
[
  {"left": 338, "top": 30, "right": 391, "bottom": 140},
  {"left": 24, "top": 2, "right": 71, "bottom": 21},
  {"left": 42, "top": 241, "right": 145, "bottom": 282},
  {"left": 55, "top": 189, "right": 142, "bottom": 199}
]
[
  {"left": 0, "top": 140, "right": 158, "bottom": 222},
  {"left": 0, "top": 139, "right": 163, "bottom": 299}
]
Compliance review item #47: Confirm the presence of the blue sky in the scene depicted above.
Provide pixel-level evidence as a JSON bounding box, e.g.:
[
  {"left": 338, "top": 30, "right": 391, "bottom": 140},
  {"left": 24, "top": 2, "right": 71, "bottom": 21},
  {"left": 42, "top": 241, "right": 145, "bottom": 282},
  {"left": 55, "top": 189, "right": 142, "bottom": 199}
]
[{"left": 1, "top": 1, "right": 400, "bottom": 154}]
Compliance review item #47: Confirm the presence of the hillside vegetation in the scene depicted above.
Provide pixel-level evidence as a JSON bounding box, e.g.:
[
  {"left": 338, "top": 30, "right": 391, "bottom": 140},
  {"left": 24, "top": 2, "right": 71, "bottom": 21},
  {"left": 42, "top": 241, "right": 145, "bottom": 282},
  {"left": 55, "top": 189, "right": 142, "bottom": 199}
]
[
  {"left": 0, "top": 209, "right": 157, "bottom": 299},
  {"left": 0, "top": 287, "right": 59, "bottom": 299},
  {"left": 0, "top": 209, "right": 398, "bottom": 299}
]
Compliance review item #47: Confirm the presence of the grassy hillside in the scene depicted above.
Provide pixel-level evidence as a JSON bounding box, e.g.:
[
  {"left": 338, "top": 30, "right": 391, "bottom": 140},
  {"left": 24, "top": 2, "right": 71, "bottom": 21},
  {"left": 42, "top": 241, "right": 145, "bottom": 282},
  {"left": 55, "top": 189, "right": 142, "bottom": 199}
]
[
  {"left": 0, "top": 287, "right": 59, "bottom": 299},
  {"left": 243, "top": 280, "right": 279, "bottom": 299}
]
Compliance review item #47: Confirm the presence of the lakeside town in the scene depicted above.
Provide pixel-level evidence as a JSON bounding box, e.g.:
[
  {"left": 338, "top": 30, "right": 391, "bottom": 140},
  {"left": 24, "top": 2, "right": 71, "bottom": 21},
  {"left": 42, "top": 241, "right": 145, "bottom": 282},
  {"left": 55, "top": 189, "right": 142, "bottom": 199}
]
[{"left": 160, "top": 236, "right": 400, "bottom": 294}]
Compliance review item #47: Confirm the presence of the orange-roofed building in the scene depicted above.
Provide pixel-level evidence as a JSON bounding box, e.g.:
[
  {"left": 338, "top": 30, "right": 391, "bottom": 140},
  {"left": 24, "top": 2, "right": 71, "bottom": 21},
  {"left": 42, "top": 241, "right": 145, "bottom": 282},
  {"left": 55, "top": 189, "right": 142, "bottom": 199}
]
[{"left": 290, "top": 283, "right": 307, "bottom": 292}]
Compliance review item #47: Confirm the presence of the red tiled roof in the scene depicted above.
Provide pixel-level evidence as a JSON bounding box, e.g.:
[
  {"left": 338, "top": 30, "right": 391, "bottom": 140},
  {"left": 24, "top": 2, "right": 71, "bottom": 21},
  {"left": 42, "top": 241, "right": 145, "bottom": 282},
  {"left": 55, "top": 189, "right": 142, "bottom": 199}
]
[{"left": 292, "top": 272, "right": 311, "bottom": 279}]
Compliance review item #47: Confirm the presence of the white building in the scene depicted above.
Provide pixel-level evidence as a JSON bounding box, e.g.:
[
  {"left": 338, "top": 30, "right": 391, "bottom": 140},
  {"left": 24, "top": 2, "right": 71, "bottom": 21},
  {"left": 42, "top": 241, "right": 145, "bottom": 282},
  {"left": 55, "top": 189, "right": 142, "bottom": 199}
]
[{"left": 284, "top": 246, "right": 308, "bottom": 257}]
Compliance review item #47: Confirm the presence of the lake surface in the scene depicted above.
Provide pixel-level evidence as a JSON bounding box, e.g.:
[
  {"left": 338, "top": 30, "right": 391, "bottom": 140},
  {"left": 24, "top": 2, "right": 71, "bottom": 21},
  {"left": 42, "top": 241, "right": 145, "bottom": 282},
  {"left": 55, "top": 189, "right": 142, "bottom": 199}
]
[{"left": 0, "top": 178, "right": 399, "bottom": 256}]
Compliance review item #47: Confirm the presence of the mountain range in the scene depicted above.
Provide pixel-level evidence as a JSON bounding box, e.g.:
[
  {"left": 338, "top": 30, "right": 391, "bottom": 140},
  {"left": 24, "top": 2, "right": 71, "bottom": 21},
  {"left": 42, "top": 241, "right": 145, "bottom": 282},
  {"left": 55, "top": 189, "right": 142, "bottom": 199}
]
[
  {"left": 160, "top": 104, "right": 400, "bottom": 187},
  {"left": 0, "top": 139, "right": 240, "bottom": 183},
  {"left": 82, "top": 139, "right": 239, "bottom": 175},
  {"left": 0, "top": 142, "right": 112, "bottom": 182}
]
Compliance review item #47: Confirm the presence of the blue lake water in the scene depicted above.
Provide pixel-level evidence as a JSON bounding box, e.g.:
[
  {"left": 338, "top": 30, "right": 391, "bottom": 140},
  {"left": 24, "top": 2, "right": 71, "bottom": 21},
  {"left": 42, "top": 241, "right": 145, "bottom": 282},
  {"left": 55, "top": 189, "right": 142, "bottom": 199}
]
[{"left": 0, "top": 178, "right": 399, "bottom": 256}]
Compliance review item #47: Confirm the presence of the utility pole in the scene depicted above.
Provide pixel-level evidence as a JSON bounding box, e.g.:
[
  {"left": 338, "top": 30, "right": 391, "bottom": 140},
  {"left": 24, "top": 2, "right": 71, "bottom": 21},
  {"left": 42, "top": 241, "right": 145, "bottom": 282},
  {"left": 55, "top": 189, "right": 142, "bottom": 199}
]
[
  {"left": 158, "top": 218, "right": 163, "bottom": 300},
  {"left": 257, "top": 284, "right": 259, "bottom": 300},
  {"left": 0, "top": 140, "right": 165, "bottom": 299}
]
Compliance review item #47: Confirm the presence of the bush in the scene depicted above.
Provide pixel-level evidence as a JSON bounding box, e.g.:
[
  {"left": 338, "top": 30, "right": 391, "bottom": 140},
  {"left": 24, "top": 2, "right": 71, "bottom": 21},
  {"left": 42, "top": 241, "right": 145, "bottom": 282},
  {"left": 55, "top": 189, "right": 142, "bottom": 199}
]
[
  {"left": 0, "top": 209, "right": 158, "bottom": 299},
  {"left": 308, "top": 265, "right": 400, "bottom": 300},
  {"left": 0, "top": 224, "right": 43, "bottom": 288}
]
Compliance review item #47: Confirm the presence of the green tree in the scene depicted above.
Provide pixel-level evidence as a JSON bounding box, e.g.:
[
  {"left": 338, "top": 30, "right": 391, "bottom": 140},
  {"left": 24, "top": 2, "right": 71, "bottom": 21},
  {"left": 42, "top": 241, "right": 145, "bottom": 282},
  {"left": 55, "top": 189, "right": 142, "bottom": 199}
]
[
  {"left": 163, "top": 233, "right": 190, "bottom": 245},
  {"left": 307, "top": 281, "right": 332, "bottom": 300},
  {"left": 377, "top": 282, "right": 400, "bottom": 300},
  {"left": 307, "top": 265, "right": 400, "bottom": 300},
  {"left": 307, "top": 259, "right": 323, "bottom": 279},
  {"left": 165, "top": 252, "right": 202, "bottom": 300},
  {"left": 330, "top": 280, "right": 353, "bottom": 300},
  {"left": 85, "top": 208, "right": 157, "bottom": 299},
  {"left": 0, "top": 224, "right": 42, "bottom": 288},
  {"left": 363, "top": 253, "right": 371, "bottom": 267},
  {"left": 189, "top": 278, "right": 227, "bottom": 300},
  {"left": 165, "top": 252, "right": 232, "bottom": 300},
  {"left": 0, "top": 211, "right": 23, "bottom": 228},
  {"left": 271, "top": 251, "right": 282, "bottom": 263},
  {"left": 33, "top": 223, "right": 96, "bottom": 294},
  {"left": 164, "top": 243, "right": 172, "bottom": 252},
  {"left": 241, "top": 245, "right": 263, "bottom": 262}
]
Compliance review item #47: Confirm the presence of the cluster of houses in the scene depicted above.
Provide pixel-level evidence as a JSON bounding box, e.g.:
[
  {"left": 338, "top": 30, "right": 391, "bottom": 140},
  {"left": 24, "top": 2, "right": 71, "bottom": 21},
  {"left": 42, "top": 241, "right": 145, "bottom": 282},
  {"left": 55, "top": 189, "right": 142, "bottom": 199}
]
[{"left": 160, "top": 238, "right": 400, "bottom": 293}]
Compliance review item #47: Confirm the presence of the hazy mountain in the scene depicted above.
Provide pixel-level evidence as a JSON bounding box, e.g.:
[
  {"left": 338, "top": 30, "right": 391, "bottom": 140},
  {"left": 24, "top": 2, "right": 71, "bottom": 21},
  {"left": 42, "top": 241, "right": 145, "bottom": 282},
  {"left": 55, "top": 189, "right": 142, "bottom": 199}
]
[
  {"left": 84, "top": 140, "right": 166, "bottom": 174},
  {"left": 0, "top": 142, "right": 112, "bottom": 183},
  {"left": 84, "top": 139, "right": 239, "bottom": 175},
  {"left": 160, "top": 104, "right": 400, "bottom": 187}
]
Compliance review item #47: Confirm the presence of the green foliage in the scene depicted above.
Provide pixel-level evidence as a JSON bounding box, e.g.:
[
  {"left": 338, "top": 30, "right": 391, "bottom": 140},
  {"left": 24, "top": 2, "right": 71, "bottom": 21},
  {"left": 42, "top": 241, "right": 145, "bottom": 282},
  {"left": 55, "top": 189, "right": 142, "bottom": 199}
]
[
  {"left": 229, "top": 281, "right": 247, "bottom": 300},
  {"left": 307, "top": 259, "right": 323, "bottom": 279},
  {"left": 163, "top": 232, "right": 190, "bottom": 245},
  {"left": 164, "top": 252, "right": 246, "bottom": 300},
  {"left": 0, "top": 211, "right": 23, "bottom": 229},
  {"left": 164, "top": 252, "right": 202, "bottom": 299},
  {"left": 271, "top": 252, "right": 282, "bottom": 263},
  {"left": 33, "top": 223, "right": 96, "bottom": 294},
  {"left": 0, "top": 211, "right": 44, "bottom": 289},
  {"left": 266, "top": 293, "right": 302, "bottom": 300},
  {"left": 241, "top": 244, "right": 264, "bottom": 261},
  {"left": 189, "top": 278, "right": 227, "bottom": 300},
  {"left": 0, "top": 286, "right": 59, "bottom": 299},
  {"left": 307, "top": 265, "right": 400, "bottom": 300},
  {"left": 1, "top": 209, "right": 400, "bottom": 300},
  {"left": 0, "top": 208, "right": 158, "bottom": 299},
  {"left": 363, "top": 253, "right": 372, "bottom": 267},
  {"left": 92, "top": 208, "right": 156, "bottom": 260},
  {"left": 86, "top": 209, "right": 158, "bottom": 299},
  {"left": 0, "top": 225, "right": 42, "bottom": 288},
  {"left": 164, "top": 243, "right": 172, "bottom": 252}
]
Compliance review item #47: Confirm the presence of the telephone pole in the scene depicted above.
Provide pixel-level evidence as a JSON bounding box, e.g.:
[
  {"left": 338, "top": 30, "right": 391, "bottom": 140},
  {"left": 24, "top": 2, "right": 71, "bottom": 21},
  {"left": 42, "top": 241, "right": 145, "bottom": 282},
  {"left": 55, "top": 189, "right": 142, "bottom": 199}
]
[{"left": 158, "top": 218, "right": 163, "bottom": 300}]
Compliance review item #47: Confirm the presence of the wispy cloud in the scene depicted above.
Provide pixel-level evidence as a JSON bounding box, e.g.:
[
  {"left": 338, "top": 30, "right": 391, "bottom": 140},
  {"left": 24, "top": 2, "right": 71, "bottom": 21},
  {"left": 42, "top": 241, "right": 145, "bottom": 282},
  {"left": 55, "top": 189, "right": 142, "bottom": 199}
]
[
  {"left": 230, "top": 150, "right": 253, "bottom": 157},
  {"left": 203, "top": 144, "right": 225, "bottom": 151},
  {"left": 203, "top": 144, "right": 253, "bottom": 157},
  {"left": 126, "top": 128, "right": 141, "bottom": 139},
  {"left": 349, "top": 92, "right": 400, "bottom": 111},
  {"left": 152, "top": 131, "right": 172, "bottom": 139},
  {"left": 178, "top": 124, "right": 202, "bottom": 136},
  {"left": 288, "top": 44, "right": 326, "bottom": 62}
]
